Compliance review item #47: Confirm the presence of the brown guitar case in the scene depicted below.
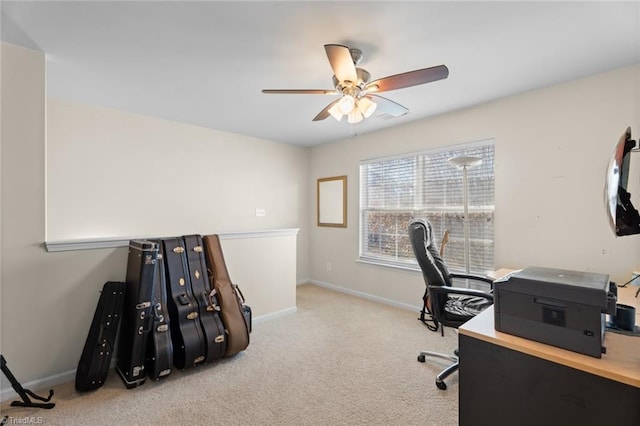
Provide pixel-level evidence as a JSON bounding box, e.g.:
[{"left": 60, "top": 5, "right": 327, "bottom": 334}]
[{"left": 202, "top": 234, "right": 250, "bottom": 357}]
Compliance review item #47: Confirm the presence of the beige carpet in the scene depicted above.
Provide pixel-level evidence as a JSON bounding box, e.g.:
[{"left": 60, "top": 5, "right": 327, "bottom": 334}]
[{"left": 1, "top": 284, "right": 459, "bottom": 425}]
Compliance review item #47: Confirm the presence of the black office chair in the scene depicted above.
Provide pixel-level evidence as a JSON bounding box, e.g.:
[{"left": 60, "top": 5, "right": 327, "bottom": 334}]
[{"left": 408, "top": 218, "right": 494, "bottom": 390}]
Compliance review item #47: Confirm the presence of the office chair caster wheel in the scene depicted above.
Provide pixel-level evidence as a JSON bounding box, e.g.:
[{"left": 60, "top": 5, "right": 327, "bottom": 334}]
[
  {"left": 417, "top": 354, "right": 426, "bottom": 363},
  {"left": 436, "top": 380, "right": 447, "bottom": 390}
]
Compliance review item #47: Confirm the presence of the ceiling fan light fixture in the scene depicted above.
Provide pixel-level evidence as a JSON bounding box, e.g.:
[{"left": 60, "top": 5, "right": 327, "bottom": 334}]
[
  {"left": 347, "top": 109, "right": 364, "bottom": 124},
  {"left": 337, "top": 94, "right": 355, "bottom": 114},
  {"left": 328, "top": 103, "right": 344, "bottom": 121},
  {"left": 357, "top": 97, "right": 377, "bottom": 118}
]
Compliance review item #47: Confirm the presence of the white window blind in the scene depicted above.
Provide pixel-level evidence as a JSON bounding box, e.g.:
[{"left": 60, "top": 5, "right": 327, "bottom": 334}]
[{"left": 359, "top": 141, "right": 495, "bottom": 275}]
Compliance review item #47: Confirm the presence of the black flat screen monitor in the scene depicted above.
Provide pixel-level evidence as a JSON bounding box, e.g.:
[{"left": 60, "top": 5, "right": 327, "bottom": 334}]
[{"left": 606, "top": 127, "right": 640, "bottom": 236}]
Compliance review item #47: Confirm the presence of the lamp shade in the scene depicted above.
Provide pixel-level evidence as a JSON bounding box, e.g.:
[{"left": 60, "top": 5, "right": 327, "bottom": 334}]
[
  {"left": 347, "top": 110, "right": 364, "bottom": 124},
  {"left": 338, "top": 95, "right": 355, "bottom": 114},
  {"left": 347, "top": 108, "right": 364, "bottom": 124},
  {"left": 328, "top": 103, "right": 344, "bottom": 121},
  {"left": 448, "top": 156, "right": 482, "bottom": 168},
  {"left": 357, "top": 97, "right": 377, "bottom": 118}
]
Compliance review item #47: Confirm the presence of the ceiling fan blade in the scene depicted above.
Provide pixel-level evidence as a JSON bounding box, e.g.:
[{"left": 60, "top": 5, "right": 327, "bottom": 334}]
[
  {"left": 367, "top": 95, "right": 409, "bottom": 117},
  {"left": 262, "top": 89, "right": 338, "bottom": 95},
  {"left": 365, "top": 65, "right": 449, "bottom": 93},
  {"left": 324, "top": 44, "right": 358, "bottom": 83},
  {"left": 313, "top": 99, "right": 341, "bottom": 121}
]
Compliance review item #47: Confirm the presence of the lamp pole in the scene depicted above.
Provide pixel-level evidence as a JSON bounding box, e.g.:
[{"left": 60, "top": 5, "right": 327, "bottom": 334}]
[{"left": 448, "top": 156, "right": 482, "bottom": 275}]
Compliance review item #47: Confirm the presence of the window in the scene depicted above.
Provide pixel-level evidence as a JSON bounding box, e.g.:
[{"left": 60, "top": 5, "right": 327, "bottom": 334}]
[{"left": 359, "top": 141, "right": 495, "bottom": 275}]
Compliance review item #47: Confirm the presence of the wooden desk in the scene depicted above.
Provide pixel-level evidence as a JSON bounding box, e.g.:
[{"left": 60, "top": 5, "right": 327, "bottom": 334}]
[
  {"left": 458, "top": 285, "right": 640, "bottom": 425},
  {"left": 487, "top": 267, "right": 516, "bottom": 281}
]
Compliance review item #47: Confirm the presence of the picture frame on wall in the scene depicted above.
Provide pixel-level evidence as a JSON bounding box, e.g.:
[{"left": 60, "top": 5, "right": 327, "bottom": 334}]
[{"left": 317, "top": 175, "right": 347, "bottom": 228}]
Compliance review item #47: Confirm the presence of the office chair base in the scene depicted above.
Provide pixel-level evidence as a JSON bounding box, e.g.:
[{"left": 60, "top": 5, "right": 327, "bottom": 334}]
[
  {"left": 417, "top": 350, "right": 457, "bottom": 364},
  {"left": 417, "top": 350, "right": 459, "bottom": 391},
  {"left": 435, "top": 359, "right": 459, "bottom": 390}
]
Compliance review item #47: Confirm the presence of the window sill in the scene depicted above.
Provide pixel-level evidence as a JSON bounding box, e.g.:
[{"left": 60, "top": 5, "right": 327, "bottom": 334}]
[
  {"left": 356, "top": 257, "right": 422, "bottom": 273},
  {"left": 356, "top": 257, "right": 493, "bottom": 280}
]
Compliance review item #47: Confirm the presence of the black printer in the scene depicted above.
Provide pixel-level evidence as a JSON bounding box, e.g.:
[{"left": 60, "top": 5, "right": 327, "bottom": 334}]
[{"left": 494, "top": 266, "right": 616, "bottom": 358}]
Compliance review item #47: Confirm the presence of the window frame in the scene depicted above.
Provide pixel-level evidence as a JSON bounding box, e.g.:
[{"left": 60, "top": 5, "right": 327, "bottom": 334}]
[{"left": 358, "top": 139, "right": 496, "bottom": 274}]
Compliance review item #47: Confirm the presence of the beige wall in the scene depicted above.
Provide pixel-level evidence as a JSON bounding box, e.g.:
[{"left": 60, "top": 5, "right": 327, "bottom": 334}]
[
  {"left": 309, "top": 64, "right": 640, "bottom": 310},
  {"left": 46, "top": 99, "right": 310, "bottom": 242},
  {"left": 1, "top": 42, "right": 309, "bottom": 397},
  {"left": 222, "top": 232, "right": 298, "bottom": 318},
  {"left": 45, "top": 97, "right": 311, "bottom": 283}
]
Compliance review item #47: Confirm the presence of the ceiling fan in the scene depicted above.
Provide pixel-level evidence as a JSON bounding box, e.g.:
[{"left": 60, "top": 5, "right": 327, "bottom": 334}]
[{"left": 262, "top": 44, "right": 449, "bottom": 124}]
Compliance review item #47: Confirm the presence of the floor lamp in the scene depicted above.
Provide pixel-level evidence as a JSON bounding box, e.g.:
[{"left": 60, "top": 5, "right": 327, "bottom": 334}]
[{"left": 448, "top": 156, "right": 482, "bottom": 275}]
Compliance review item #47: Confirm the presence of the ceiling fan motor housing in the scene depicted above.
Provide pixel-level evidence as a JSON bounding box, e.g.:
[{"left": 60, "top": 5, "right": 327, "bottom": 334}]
[{"left": 333, "top": 68, "right": 371, "bottom": 94}]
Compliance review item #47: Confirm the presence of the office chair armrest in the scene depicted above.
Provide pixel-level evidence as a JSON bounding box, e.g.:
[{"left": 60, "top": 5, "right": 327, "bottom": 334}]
[
  {"left": 429, "top": 286, "right": 494, "bottom": 302},
  {"left": 450, "top": 273, "right": 494, "bottom": 290}
]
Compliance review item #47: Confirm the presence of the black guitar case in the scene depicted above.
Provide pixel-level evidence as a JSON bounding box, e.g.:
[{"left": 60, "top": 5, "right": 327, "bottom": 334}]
[
  {"left": 116, "top": 240, "right": 157, "bottom": 389},
  {"left": 162, "top": 237, "right": 206, "bottom": 369},
  {"left": 145, "top": 242, "right": 173, "bottom": 380},
  {"left": 183, "top": 234, "right": 227, "bottom": 362},
  {"left": 75, "top": 281, "right": 126, "bottom": 392}
]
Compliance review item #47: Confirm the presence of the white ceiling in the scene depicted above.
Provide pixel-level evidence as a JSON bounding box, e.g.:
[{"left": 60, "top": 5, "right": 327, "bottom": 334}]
[{"left": 2, "top": 1, "right": 639, "bottom": 147}]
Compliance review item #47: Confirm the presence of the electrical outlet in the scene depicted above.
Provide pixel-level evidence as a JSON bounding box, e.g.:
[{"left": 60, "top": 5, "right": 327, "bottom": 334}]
[
  {"left": 255, "top": 208, "right": 266, "bottom": 217},
  {"left": 326, "top": 262, "right": 332, "bottom": 271}
]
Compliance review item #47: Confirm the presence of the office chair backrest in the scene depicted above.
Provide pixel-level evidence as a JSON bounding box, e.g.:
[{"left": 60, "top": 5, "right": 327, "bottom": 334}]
[{"left": 409, "top": 219, "right": 452, "bottom": 288}]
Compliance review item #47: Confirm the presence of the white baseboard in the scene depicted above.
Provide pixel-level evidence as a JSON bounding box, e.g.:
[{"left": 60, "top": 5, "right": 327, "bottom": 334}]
[
  {"left": 308, "top": 280, "right": 422, "bottom": 313},
  {"left": 253, "top": 306, "right": 297, "bottom": 324},
  {"left": 1, "top": 306, "right": 298, "bottom": 403},
  {"left": 296, "top": 279, "right": 310, "bottom": 286}
]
